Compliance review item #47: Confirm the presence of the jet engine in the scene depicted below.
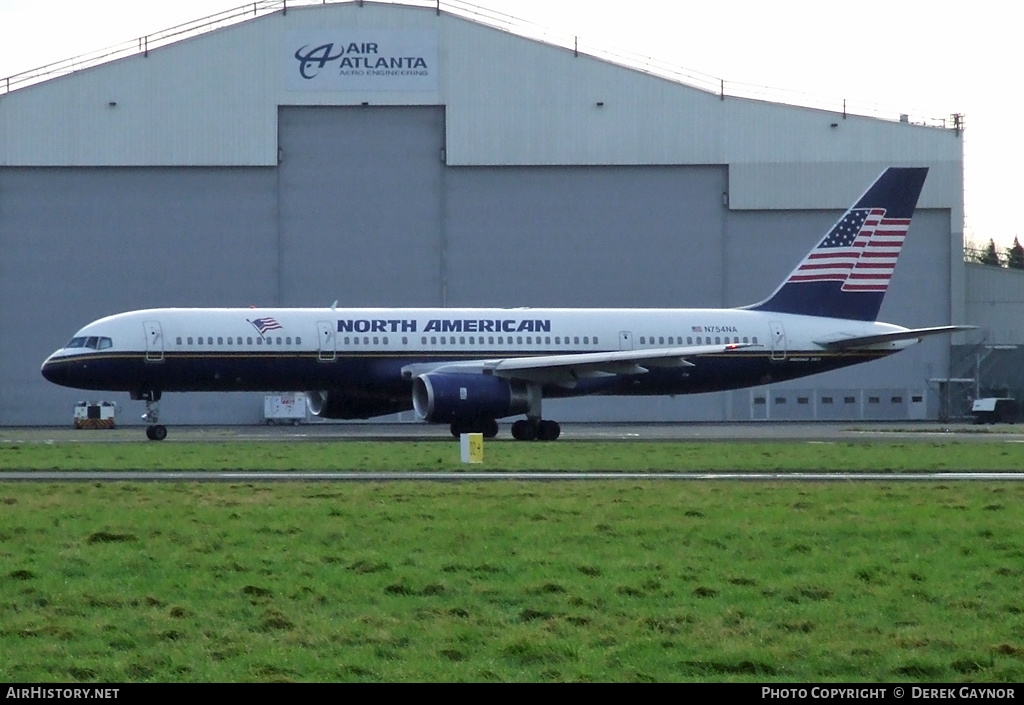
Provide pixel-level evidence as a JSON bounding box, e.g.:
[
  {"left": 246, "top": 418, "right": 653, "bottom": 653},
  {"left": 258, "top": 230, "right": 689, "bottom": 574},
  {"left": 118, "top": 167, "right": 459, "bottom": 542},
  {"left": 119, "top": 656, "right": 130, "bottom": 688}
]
[
  {"left": 412, "top": 373, "right": 534, "bottom": 423},
  {"left": 306, "top": 388, "right": 411, "bottom": 420}
]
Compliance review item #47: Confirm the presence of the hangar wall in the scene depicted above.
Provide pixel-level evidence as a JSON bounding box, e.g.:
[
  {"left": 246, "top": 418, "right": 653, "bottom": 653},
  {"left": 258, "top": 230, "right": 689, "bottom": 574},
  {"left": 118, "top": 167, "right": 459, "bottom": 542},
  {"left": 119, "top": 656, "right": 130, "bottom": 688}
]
[{"left": 0, "top": 1, "right": 964, "bottom": 425}]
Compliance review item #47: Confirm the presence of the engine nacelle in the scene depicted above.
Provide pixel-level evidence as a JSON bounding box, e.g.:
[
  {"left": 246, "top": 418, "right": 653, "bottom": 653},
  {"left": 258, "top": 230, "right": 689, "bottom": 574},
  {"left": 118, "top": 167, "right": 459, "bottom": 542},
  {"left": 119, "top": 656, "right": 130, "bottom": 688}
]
[
  {"left": 306, "top": 388, "right": 411, "bottom": 420},
  {"left": 412, "top": 373, "right": 534, "bottom": 423}
]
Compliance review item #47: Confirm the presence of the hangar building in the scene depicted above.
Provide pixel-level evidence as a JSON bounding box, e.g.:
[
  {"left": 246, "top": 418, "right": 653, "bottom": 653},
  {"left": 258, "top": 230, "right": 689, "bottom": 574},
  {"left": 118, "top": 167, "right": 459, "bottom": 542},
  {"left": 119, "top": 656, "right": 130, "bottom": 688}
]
[{"left": 0, "top": 0, "right": 967, "bottom": 426}]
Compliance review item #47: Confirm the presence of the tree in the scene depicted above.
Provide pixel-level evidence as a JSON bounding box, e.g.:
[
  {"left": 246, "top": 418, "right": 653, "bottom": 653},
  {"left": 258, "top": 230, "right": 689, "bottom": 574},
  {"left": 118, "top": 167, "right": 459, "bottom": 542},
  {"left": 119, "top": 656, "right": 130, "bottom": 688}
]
[
  {"left": 1007, "top": 237, "right": 1024, "bottom": 270},
  {"left": 982, "top": 238, "right": 1002, "bottom": 266}
]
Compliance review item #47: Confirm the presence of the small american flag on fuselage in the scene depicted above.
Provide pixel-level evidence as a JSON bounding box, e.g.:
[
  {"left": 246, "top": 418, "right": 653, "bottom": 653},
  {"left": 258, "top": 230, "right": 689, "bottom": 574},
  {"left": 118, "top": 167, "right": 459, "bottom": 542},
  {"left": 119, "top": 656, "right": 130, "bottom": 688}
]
[{"left": 249, "top": 317, "right": 283, "bottom": 335}]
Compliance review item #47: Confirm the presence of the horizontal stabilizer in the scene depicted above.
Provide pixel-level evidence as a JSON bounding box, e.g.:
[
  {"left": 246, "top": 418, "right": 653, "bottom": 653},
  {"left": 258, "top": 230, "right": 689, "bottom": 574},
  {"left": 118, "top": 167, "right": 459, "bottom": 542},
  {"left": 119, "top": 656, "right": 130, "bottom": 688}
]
[{"left": 815, "top": 325, "right": 976, "bottom": 350}]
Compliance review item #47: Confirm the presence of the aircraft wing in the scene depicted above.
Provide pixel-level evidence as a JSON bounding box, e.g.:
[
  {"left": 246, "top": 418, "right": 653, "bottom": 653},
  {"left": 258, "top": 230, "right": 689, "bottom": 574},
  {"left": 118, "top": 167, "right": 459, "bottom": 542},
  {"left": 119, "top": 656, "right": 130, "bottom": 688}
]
[
  {"left": 401, "top": 343, "right": 752, "bottom": 387},
  {"left": 814, "top": 325, "right": 977, "bottom": 350}
]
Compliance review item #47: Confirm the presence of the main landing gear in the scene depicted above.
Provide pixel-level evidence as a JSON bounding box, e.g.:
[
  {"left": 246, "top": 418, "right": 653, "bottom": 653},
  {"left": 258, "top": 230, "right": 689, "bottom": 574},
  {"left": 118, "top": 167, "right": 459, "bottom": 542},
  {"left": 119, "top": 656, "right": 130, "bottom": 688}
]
[
  {"left": 448, "top": 418, "right": 562, "bottom": 441},
  {"left": 511, "top": 418, "right": 561, "bottom": 441},
  {"left": 447, "top": 382, "right": 561, "bottom": 441},
  {"left": 449, "top": 418, "right": 499, "bottom": 439},
  {"left": 133, "top": 390, "right": 167, "bottom": 441}
]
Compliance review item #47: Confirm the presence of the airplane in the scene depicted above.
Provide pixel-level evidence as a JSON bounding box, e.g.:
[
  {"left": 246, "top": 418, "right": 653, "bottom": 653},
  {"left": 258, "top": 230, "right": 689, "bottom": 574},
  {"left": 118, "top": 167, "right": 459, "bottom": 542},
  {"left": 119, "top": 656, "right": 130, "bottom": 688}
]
[{"left": 41, "top": 167, "right": 972, "bottom": 441}]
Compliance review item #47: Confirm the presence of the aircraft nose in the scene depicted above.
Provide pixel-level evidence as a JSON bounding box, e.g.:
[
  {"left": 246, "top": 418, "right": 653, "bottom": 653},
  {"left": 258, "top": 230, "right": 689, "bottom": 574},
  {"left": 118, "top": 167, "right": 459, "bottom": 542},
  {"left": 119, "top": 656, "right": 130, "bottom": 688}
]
[{"left": 41, "top": 354, "right": 71, "bottom": 386}]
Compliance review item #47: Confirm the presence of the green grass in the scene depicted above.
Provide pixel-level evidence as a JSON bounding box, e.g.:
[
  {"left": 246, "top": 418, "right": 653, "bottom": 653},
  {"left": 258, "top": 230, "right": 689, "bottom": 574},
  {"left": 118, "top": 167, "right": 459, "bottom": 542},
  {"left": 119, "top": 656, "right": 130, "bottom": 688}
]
[
  {"left": 2, "top": 480, "right": 1024, "bottom": 682},
  {"left": 2, "top": 439, "right": 1024, "bottom": 472}
]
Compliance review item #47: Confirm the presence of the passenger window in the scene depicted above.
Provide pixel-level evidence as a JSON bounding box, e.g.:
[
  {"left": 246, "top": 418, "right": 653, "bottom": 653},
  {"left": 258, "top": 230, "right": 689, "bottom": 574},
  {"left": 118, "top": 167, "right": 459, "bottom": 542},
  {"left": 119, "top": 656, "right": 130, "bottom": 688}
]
[
  {"left": 402, "top": 337, "right": 408, "bottom": 345},
  {"left": 286, "top": 337, "right": 292, "bottom": 345},
  {"left": 517, "top": 336, "right": 523, "bottom": 344},
  {"left": 526, "top": 336, "right": 532, "bottom": 345},
  {"left": 247, "top": 337, "right": 253, "bottom": 345},
  {"left": 295, "top": 337, "right": 301, "bottom": 345},
  {"left": 460, "top": 336, "right": 466, "bottom": 345},
  {"left": 187, "top": 337, "right": 193, "bottom": 345},
  {"left": 373, "top": 337, "right": 379, "bottom": 345},
  {"left": 742, "top": 337, "right": 748, "bottom": 344},
  {"left": 583, "top": 336, "right": 589, "bottom": 344},
  {"left": 218, "top": 337, "right": 224, "bottom": 345},
  {"left": 383, "top": 337, "right": 388, "bottom": 345},
  {"left": 752, "top": 337, "right": 758, "bottom": 345},
  {"left": 198, "top": 337, "right": 204, "bottom": 346},
  {"left": 176, "top": 337, "right": 183, "bottom": 345},
  {"left": 715, "top": 337, "right": 721, "bottom": 344},
  {"left": 207, "top": 337, "right": 213, "bottom": 345},
  {"left": 594, "top": 336, "right": 598, "bottom": 344},
  {"left": 276, "top": 337, "right": 282, "bottom": 345},
  {"left": 574, "top": 337, "right": 579, "bottom": 344},
  {"left": 488, "top": 336, "right": 494, "bottom": 345},
  {"left": 431, "top": 336, "right": 437, "bottom": 344},
  {"left": 421, "top": 337, "right": 427, "bottom": 345},
  {"left": 640, "top": 337, "right": 646, "bottom": 345},
  {"left": 256, "top": 337, "right": 262, "bottom": 345},
  {"left": 227, "top": 337, "right": 233, "bottom": 345}
]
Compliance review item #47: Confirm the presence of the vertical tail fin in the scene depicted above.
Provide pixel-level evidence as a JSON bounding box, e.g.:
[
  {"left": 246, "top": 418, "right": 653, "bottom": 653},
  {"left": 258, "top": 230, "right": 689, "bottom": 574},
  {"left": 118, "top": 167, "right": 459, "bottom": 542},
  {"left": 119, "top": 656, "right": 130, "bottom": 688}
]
[{"left": 748, "top": 167, "right": 928, "bottom": 321}]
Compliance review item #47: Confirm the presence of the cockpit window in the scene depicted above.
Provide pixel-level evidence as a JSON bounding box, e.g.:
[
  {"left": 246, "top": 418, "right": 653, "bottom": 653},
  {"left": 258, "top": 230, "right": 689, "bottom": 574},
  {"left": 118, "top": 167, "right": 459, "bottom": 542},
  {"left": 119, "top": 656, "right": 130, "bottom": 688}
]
[{"left": 65, "top": 336, "right": 112, "bottom": 350}]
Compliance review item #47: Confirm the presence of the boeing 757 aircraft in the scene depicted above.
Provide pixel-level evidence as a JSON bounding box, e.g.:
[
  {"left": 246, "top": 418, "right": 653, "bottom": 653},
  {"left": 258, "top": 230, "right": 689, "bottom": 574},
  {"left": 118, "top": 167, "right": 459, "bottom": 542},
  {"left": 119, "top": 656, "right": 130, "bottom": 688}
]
[{"left": 42, "top": 167, "right": 970, "bottom": 441}]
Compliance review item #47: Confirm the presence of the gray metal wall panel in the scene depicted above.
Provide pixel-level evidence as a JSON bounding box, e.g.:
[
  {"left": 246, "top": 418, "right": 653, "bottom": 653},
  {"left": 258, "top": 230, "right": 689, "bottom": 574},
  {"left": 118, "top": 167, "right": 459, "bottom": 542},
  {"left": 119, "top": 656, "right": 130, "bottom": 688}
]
[
  {"left": 444, "top": 166, "right": 728, "bottom": 308},
  {"left": 277, "top": 106, "right": 445, "bottom": 307},
  {"left": 0, "top": 167, "right": 277, "bottom": 425},
  {"left": 965, "top": 264, "right": 1024, "bottom": 345}
]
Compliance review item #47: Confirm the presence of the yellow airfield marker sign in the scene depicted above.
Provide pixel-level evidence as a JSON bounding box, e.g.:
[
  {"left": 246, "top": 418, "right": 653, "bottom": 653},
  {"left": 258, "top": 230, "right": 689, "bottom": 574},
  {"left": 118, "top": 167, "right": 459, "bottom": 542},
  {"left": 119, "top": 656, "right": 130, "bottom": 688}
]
[{"left": 460, "top": 433, "right": 484, "bottom": 463}]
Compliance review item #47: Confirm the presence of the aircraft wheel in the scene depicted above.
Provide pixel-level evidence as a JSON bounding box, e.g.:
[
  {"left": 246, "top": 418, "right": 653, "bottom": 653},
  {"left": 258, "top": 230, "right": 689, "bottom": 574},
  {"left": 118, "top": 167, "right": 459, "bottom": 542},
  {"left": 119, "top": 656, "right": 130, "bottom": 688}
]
[
  {"left": 483, "top": 419, "right": 499, "bottom": 438},
  {"left": 511, "top": 419, "right": 538, "bottom": 441},
  {"left": 146, "top": 425, "right": 167, "bottom": 441},
  {"left": 538, "top": 420, "right": 561, "bottom": 441}
]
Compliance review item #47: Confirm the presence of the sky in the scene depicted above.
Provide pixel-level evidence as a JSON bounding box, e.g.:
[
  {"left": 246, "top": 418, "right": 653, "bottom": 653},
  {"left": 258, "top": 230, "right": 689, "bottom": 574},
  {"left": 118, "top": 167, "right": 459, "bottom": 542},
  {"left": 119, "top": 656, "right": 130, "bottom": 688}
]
[{"left": 0, "top": 0, "right": 1017, "bottom": 249}]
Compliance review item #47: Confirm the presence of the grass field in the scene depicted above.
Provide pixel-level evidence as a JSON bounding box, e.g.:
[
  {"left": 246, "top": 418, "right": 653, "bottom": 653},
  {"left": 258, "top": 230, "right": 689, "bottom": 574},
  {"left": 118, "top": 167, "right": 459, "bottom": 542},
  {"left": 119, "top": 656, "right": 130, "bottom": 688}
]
[
  {"left": 2, "top": 439, "right": 1024, "bottom": 472},
  {"left": 1, "top": 440, "right": 1023, "bottom": 682}
]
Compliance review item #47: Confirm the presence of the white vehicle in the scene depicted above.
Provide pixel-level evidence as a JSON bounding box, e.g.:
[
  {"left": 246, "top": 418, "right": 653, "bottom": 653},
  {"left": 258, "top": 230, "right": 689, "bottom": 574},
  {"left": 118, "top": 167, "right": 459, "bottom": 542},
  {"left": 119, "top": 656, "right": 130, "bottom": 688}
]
[
  {"left": 42, "top": 168, "right": 971, "bottom": 441},
  {"left": 264, "top": 393, "right": 307, "bottom": 426},
  {"left": 73, "top": 401, "right": 117, "bottom": 429}
]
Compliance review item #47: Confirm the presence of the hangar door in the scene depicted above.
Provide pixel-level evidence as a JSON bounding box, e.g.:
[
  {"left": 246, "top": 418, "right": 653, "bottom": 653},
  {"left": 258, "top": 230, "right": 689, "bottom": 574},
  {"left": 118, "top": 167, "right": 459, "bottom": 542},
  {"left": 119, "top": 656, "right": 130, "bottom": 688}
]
[{"left": 277, "top": 106, "right": 446, "bottom": 307}]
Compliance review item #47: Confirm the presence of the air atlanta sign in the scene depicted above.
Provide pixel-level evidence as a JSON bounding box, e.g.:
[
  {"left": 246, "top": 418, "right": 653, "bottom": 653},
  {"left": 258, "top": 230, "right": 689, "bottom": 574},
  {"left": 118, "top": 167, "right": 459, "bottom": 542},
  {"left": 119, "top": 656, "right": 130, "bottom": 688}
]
[{"left": 286, "top": 30, "right": 438, "bottom": 92}]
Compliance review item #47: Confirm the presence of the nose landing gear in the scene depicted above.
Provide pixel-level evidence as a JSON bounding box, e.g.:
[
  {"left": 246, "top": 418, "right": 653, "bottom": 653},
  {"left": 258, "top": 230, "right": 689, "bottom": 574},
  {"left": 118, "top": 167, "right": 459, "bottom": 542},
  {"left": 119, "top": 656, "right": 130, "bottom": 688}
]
[{"left": 133, "top": 390, "right": 167, "bottom": 441}]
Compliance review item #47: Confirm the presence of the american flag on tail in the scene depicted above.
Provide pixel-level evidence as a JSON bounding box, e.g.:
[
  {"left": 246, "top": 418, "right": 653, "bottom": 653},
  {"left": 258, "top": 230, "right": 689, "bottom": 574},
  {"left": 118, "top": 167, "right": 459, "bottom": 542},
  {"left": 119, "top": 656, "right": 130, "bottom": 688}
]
[
  {"left": 842, "top": 213, "right": 910, "bottom": 292},
  {"left": 787, "top": 208, "right": 907, "bottom": 292}
]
